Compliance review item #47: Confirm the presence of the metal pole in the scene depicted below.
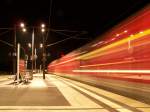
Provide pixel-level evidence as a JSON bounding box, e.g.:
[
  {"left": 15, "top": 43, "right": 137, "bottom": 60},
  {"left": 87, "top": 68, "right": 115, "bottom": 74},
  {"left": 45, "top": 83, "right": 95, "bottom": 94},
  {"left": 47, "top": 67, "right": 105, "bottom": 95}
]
[
  {"left": 13, "top": 26, "right": 16, "bottom": 76},
  {"left": 32, "top": 28, "right": 34, "bottom": 75},
  {"left": 17, "top": 43, "right": 20, "bottom": 83},
  {"left": 42, "top": 34, "right": 46, "bottom": 79},
  {"left": 35, "top": 48, "right": 36, "bottom": 73}
]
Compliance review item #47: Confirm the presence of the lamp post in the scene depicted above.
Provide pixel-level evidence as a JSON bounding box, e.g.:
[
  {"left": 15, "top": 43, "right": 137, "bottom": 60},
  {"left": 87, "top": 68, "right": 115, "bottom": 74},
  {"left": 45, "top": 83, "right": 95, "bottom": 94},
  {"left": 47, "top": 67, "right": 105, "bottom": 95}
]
[
  {"left": 41, "top": 24, "right": 46, "bottom": 79},
  {"left": 15, "top": 22, "right": 46, "bottom": 79},
  {"left": 13, "top": 25, "right": 17, "bottom": 76},
  {"left": 31, "top": 28, "right": 35, "bottom": 75},
  {"left": 34, "top": 48, "right": 37, "bottom": 72},
  {"left": 13, "top": 23, "right": 26, "bottom": 78},
  {"left": 20, "top": 22, "right": 34, "bottom": 75}
]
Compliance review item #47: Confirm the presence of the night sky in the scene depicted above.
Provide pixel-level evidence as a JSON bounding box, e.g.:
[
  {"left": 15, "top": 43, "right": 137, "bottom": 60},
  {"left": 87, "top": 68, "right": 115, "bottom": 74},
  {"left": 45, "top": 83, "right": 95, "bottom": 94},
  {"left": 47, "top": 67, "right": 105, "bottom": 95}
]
[{"left": 0, "top": 0, "right": 149, "bottom": 72}]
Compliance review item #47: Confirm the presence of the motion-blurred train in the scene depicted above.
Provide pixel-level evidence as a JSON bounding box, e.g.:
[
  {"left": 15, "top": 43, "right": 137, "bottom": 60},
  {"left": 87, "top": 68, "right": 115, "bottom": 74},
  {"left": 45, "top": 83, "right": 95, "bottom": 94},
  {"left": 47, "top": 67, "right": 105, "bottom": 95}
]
[{"left": 47, "top": 5, "right": 150, "bottom": 103}]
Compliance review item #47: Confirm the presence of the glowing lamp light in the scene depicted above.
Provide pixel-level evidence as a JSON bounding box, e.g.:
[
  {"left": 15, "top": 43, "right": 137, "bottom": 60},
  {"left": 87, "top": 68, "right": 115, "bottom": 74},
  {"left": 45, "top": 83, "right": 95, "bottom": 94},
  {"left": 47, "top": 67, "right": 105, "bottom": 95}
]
[
  {"left": 140, "top": 31, "right": 143, "bottom": 34},
  {"left": 22, "top": 28, "right": 26, "bottom": 32},
  {"left": 41, "top": 24, "right": 45, "bottom": 28},
  {"left": 40, "top": 43, "right": 43, "bottom": 48},
  {"left": 111, "top": 38, "right": 115, "bottom": 41},
  {"left": 124, "top": 30, "right": 128, "bottom": 33},
  {"left": 20, "top": 23, "right": 25, "bottom": 28},
  {"left": 116, "top": 34, "right": 119, "bottom": 37},
  {"left": 41, "top": 28, "right": 45, "bottom": 32},
  {"left": 28, "top": 43, "right": 31, "bottom": 48}
]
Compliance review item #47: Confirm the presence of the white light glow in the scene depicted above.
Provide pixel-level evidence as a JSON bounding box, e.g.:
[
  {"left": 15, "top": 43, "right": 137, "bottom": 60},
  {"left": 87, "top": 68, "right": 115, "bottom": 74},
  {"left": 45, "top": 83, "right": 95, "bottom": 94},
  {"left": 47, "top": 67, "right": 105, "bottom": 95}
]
[
  {"left": 22, "top": 28, "right": 26, "bottom": 32},
  {"left": 73, "top": 69, "right": 150, "bottom": 74},
  {"left": 41, "top": 24, "right": 45, "bottom": 28},
  {"left": 30, "top": 78, "right": 46, "bottom": 88},
  {"left": 140, "top": 31, "right": 144, "bottom": 34},
  {"left": 111, "top": 38, "right": 115, "bottom": 41},
  {"left": 28, "top": 43, "right": 31, "bottom": 48},
  {"left": 130, "top": 34, "right": 134, "bottom": 37},
  {"left": 40, "top": 43, "right": 43, "bottom": 48},
  {"left": 41, "top": 28, "right": 45, "bottom": 32},
  {"left": 124, "top": 30, "right": 128, "bottom": 33},
  {"left": 91, "top": 44, "right": 98, "bottom": 47},
  {"left": 116, "top": 34, "right": 119, "bottom": 37},
  {"left": 20, "top": 23, "right": 25, "bottom": 28}
]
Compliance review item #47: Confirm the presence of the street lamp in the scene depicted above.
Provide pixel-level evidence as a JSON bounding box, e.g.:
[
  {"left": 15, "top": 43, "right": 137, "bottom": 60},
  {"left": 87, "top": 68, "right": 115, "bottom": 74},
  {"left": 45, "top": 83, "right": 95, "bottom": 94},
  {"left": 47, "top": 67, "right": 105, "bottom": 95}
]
[
  {"left": 41, "top": 24, "right": 46, "bottom": 79},
  {"left": 19, "top": 23, "right": 35, "bottom": 76},
  {"left": 13, "top": 22, "right": 27, "bottom": 82},
  {"left": 14, "top": 22, "right": 47, "bottom": 79},
  {"left": 20, "top": 23, "right": 25, "bottom": 28},
  {"left": 13, "top": 22, "right": 26, "bottom": 78},
  {"left": 31, "top": 28, "right": 35, "bottom": 76},
  {"left": 40, "top": 43, "right": 43, "bottom": 48},
  {"left": 22, "top": 28, "right": 27, "bottom": 32},
  {"left": 41, "top": 24, "right": 45, "bottom": 28},
  {"left": 26, "top": 23, "right": 46, "bottom": 79},
  {"left": 41, "top": 28, "right": 45, "bottom": 32},
  {"left": 20, "top": 22, "right": 27, "bottom": 32},
  {"left": 28, "top": 43, "right": 32, "bottom": 48},
  {"left": 13, "top": 25, "right": 17, "bottom": 76}
]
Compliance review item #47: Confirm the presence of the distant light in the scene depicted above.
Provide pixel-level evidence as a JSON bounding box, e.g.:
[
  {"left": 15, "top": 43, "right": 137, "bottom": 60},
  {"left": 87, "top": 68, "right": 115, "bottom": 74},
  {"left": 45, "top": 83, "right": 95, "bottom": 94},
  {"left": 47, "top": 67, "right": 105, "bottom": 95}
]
[
  {"left": 104, "top": 41, "right": 108, "bottom": 44},
  {"left": 124, "top": 30, "right": 128, "bottom": 33},
  {"left": 20, "top": 23, "right": 25, "bottom": 28},
  {"left": 116, "top": 34, "right": 119, "bottom": 37},
  {"left": 91, "top": 41, "right": 103, "bottom": 47},
  {"left": 41, "top": 24, "right": 45, "bottom": 28},
  {"left": 73, "top": 69, "right": 150, "bottom": 74},
  {"left": 98, "top": 41, "right": 103, "bottom": 44},
  {"left": 91, "top": 44, "right": 97, "bottom": 47},
  {"left": 22, "top": 28, "right": 26, "bottom": 32},
  {"left": 130, "top": 34, "right": 134, "bottom": 37},
  {"left": 140, "top": 31, "right": 143, "bottom": 34},
  {"left": 111, "top": 38, "right": 115, "bottom": 41},
  {"left": 28, "top": 43, "right": 31, "bottom": 48},
  {"left": 41, "top": 28, "right": 45, "bottom": 32},
  {"left": 40, "top": 43, "right": 43, "bottom": 48}
]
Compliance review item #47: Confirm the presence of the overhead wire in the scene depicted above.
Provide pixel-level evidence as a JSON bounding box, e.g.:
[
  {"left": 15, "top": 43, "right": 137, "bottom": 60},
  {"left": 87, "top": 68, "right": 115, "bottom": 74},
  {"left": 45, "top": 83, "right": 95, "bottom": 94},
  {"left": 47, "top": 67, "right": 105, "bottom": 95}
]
[
  {"left": 0, "top": 39, "right": 13, "bottom": 47},
  {"left": 0, "top": 30, "right": 11, "bottom": 37},
  {"left": 0, "top": 30, "right": 13, "bottom": 47},
  {"left": 46, "top": 31, "right": 88, "bottom": 47}
]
